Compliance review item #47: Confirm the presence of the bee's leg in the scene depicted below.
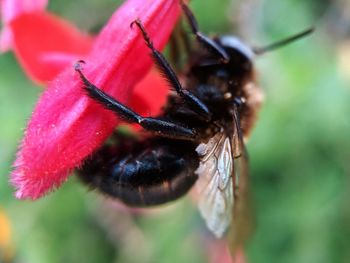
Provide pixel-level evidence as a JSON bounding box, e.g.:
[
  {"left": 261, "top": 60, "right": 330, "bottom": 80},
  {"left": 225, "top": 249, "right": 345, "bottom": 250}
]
[
  {"left": 180, "top": 1, "right": 229, "bottom": 62},
  {"left": 75, "top": 65, "right": 196, "bottom": 140},
  {"left": 131, "top": 19, "right": 212, "bottom": 122}
]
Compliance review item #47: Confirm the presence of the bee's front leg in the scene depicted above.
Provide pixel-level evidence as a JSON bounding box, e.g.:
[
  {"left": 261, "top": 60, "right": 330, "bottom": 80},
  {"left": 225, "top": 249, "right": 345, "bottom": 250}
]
[
  {"left": 75, "top": 64, "right": 196, "bottom": 141},
  {"left": 131, "top": 19, "right": 212, "bottom": 122}
]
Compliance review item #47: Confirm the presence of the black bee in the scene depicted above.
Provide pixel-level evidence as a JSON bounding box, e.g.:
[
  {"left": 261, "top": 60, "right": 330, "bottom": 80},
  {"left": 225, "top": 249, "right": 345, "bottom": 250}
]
[{"left": 75, "top": 2, "right": 313, "bottom": 237}]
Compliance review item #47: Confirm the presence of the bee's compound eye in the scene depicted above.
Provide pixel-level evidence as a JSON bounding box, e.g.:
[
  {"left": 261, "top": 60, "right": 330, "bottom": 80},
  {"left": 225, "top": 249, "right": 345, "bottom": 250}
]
[{"left": 218, "top": 36, "right": 255, "bottom": 61}]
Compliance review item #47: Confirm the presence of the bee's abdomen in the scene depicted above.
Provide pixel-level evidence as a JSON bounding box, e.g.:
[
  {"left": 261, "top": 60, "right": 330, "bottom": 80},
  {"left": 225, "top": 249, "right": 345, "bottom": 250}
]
[{"left": 77, "top": 138, "right": 199, "bottom": 206}]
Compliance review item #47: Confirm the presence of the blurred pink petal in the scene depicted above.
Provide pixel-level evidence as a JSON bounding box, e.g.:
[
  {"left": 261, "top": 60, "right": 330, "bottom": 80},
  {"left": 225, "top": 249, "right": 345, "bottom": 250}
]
[
  {"left": 11, "top": 0, "right": 180, "bottom": 199},
  {"left": 130, "top": 68, "right": 169, "bottom": 117},
  {"left": 0, "top": 0, "right": 48, "bottom": 51},
  {"left": 209, "top": 241, "right": 246, "bottom": 263},
  {"left": 10, "top": 11, "right": 93, "bottom": 83}
]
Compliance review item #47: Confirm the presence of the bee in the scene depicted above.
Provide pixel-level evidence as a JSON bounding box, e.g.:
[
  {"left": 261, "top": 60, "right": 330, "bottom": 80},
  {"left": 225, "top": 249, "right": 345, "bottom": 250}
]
[{"left": 75, "top": 1, "right": 313, "bottom": 238}]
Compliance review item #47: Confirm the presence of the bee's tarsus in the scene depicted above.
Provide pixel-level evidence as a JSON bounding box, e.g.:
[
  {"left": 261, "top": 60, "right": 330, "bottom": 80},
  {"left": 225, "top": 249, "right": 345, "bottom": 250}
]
[
  {"left": 130, "top": 18, "right": 141, "bottom": 29},
  {"left": 133, "top": 16, "right": 212, "bottom": 122},
  {"left": 74, "top": 60, "right": 86, "bottom": 71}
]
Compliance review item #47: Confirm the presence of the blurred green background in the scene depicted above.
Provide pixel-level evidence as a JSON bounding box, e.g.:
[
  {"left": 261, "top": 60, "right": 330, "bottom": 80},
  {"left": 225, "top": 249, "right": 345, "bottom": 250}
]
[{"left": 1, "top": 0, "right": 350, "bottom": 262}]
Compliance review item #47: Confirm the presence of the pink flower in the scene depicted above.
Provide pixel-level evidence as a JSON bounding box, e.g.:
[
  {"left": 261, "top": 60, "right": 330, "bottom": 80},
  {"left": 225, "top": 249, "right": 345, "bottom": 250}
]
[
  {"left": 208, "top": 241, "right": 246, "bottom": 263},
  {"left": 0, "top": 0, "right": 48, "bottom": 52},
  {"left": 9, "top": 0, "right": 180, "bottom": 199},
  {"left": 9, "top": 11, "right": 93, "bottom": 83}
]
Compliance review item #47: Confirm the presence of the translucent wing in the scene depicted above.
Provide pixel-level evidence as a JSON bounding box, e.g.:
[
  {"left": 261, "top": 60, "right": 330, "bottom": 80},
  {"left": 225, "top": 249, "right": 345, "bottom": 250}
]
[
  {"left": 228, "top": 108, "right": 252, "bottom": 252},
  {"left": 195, "top": 133, "right": 235, "bottom": 238},
  {"left": 228, "top": 144, "right": 251, "bottom": 253},
  {"left": 195, "top": 109, "right": 249, "bottom": 239}
]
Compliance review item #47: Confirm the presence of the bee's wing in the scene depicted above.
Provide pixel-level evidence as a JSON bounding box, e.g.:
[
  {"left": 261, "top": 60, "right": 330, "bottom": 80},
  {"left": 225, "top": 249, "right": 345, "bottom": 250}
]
[
  {"left": 229, "top": 108, "right": 252, "bottom": 253},
  {"left": 195, "top": 110, "right": 250, "bottom": 239},
  {"left": 195, "top": 132, "right": 235, "bottom": 238},
  {"left": 228, "top": 143, "right": 252, "bottom": 253}
]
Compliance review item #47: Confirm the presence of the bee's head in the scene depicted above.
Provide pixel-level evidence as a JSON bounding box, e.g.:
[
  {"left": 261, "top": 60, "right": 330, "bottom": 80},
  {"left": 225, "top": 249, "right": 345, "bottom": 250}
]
[
  {"left": 218, "top": 36, "right": 255, "bottom": 62},
  {"left": 216, "top": 36, "right": 255, "bottom": 80}
]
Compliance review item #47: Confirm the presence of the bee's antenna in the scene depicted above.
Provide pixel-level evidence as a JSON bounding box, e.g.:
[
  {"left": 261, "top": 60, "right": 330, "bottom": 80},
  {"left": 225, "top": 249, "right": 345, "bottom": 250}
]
[{"left": 253, "top": 27, "right": 314, "bottom": 55}]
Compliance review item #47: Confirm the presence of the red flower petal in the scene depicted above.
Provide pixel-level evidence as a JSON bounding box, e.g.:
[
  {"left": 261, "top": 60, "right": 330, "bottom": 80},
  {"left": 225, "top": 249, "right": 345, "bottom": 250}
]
[
  {"left": 208, "top": 241, "right": 246, "bottom": 263},
  {"left": 10, "top": 12, "right": 93, "bottom": 84},
  {"left": 130, "top": 68, "right": 169, "bottom": 117},
  {"left": 11, "top": 0, "right": 180, "bottom": 199},
  {"left": 0, "top": 0, "right": 48, "bottom": 51}
]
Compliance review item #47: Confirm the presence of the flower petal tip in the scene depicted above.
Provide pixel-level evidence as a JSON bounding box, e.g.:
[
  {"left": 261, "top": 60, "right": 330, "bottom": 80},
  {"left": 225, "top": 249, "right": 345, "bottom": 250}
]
[
  {"left": 10, "top": 169, "right": 39, "bottom": 200},
  {"left": 11, "top": 153, "right": 70, "bottom": 200},
  {"left": 11, "top": 168, "right": 68, "bottom": 200}
]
